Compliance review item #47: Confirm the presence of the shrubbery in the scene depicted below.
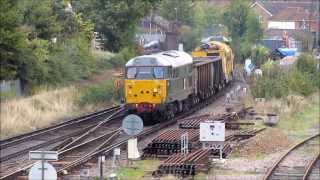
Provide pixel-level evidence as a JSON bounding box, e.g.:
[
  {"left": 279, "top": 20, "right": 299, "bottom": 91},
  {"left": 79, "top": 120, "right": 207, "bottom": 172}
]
[
  {"left": 250, "top": 53, "right": 319, "bottom": 99},
  {"left": 79, "top": 81, "right": 115, "bottom": 105},
  {"left": 108, "top": 47, "right": 137, "bottom": 67},
  {"left": 79, "top": 78, "right": 124, "bottom": 105},
  {"left": 251, "top": 45, "right": 269, "bottom": 68},
  {"left": 296, "top": 53, "right": 320, "bottom": 88},
  {"left": 22, "top": 33, "right": 98, "bottom": 93}
]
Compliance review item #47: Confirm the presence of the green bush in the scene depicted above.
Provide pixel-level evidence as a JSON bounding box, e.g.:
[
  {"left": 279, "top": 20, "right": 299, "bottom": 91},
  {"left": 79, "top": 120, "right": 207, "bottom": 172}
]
[
  {"left": 250, "top": 53, "right": 319, "bottom": 99},
  {"left": 105, "top": 47, "right": 137, "bottom": 68},
  {"left": 250, "top": 73, "right": 289, "bottom": 99},
  {"left": 22, "top": 33, "right": 97, "bottom": 88},
  {"left": 78, "top": 80, "right": 123, "bottom": 105},
  {"left": 251, "top": 45, "right": 269, "bottom": 68},
  {"left": 297, "top": 53, "right": 318, "bottom": 74},
  {"left": 296, "top": 53, "right": 320, "bottom": 88},
  {"left": 285, "top": 69, "right": 314, "bottom": 96}
]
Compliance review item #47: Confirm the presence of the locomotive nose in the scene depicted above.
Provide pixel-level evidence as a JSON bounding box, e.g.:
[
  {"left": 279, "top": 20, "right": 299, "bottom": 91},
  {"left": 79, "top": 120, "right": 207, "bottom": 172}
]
[{"left": 124, "top": 80, "right": 166, "bottom": 104}]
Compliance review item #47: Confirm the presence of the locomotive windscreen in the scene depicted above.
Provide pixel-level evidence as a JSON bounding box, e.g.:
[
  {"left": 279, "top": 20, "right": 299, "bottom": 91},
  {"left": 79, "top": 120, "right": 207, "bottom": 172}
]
[{"left": 126, "top": 66, "right": 167, "bottom": 79}]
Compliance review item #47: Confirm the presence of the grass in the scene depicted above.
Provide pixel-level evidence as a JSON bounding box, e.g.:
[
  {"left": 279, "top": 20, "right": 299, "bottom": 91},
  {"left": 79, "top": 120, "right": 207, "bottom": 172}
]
[
  {"left": 229, "top": 145, "right": 266, "bottom": 160},
  {"left": 276, "top": 92, "right": 320, "bottom": 141},
  {"left": 244, "top": 92, "right": 319, "bottom": 141},
  {"left": 229, "top": 92, "right": 319, "bottom": 160},
  {"left": 118, "top": 159, "right": 160, "bottom": 179},
  {"left": 0, "top": 86, "right": 102, "bottom": 139}
]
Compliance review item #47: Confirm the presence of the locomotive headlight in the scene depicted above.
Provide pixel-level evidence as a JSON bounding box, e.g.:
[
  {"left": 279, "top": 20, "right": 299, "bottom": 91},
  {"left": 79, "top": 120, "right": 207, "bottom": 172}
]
[{"left": 153, "top": 88, "right": 158, "bottom": 93}]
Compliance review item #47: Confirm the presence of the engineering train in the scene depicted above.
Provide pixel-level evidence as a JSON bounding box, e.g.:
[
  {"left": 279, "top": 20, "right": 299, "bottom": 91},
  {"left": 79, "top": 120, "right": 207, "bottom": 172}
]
[{"left": 124, "top": 41, "right": 234, "bottom": 124}]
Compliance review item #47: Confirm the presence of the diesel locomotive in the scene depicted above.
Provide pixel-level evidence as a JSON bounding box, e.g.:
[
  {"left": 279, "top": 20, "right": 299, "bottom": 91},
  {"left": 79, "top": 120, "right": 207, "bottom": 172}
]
[{"left": 124, "top": 41, "right": 234, "bottom": 123}]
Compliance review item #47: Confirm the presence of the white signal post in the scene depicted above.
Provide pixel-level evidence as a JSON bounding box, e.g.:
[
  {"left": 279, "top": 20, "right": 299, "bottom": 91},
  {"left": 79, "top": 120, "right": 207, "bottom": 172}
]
[
  {"left": 122, "top": 114, "right": 144, "bottom": 163},
  {"left": 28, "top": 151, "right": 58, "bottom": 180}
]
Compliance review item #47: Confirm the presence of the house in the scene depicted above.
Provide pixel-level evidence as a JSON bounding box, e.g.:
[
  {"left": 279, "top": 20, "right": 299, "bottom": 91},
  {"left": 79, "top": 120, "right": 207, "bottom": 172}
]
[
  {"left": 206, "top": 0, "right": 319, "bottom": 49},
  {"left": 270, "top": 6, "right": 318, "bottom": 32},
  {"left": 251, "top": 0, "right": 319, "bottom": 49},
  {"left": 251, "top": 0, "right": 318, "bottom": 30}
]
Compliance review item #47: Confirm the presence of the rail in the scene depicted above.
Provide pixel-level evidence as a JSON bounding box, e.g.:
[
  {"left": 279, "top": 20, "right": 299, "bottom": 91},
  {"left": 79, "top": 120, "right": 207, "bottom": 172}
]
[
  {"left": 2, "top": 81, "right": 233, "bottom": 179},
  {"left": 0, "top": 105, "right": 124, "bottom": 179},
  {"left": 302, "top": 153, "right": 320, "bottom": 180},
  {"left": 0, "top": 105, "right": 121, "bottom": 148},
  {"left": 263, "top": 133, "right": 320, "bottom": 180}
]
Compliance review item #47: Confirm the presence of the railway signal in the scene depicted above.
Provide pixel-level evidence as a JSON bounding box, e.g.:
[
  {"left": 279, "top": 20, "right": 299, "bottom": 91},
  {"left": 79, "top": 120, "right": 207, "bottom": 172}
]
[
  {"left": 28, "top": 151, "right": 58, "bottom": 180},
  {"left": 122, "top": 114, "right": 144, "bottom": 160}
]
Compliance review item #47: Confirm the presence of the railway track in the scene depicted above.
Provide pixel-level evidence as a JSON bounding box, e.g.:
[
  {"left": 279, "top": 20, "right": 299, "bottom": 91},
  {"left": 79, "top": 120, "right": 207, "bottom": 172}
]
[
  {"left": 0, "top": 101, "right": 198, "bottom": 179},
  {"left": 0, "top": 106, "right": 121, "bottom": 148},
  {"left": 303, "top": 153, "right": 320, "bottom": 180},
  {"left": 0, "top": 105, "right": 125, "bottom": 179},
  {"left": 263, "top": 133, "right": 320, "bottom": 180},
  {"left": 1, "top": 82, "right": 235, "bottom": 179}
]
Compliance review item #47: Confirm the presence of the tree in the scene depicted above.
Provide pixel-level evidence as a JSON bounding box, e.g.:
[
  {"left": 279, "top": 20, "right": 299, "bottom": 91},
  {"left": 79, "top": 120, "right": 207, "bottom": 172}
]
[
  {"left": 0, "top": 0, "right": 26, "bottom": 80},
  {"left": 222, "top": 0, "right": 263, "bottom": 62},
  {"left": 17, "top": 0, "right": 61, "bottom": 40},
  {"left": 74, "top": 0, "right": 159, "bottom": 51},
  {"left": 192, "top": 2, "right": 222, "bottom": 35},
  {"left": 1, "top": 0, "right": 96, "bottom": 90},
  {"left": 158, "top": 0, "right": 194, "bottom": 25},
  {"left": 178, "top": 2, "right": 223, "bottom": 52}
]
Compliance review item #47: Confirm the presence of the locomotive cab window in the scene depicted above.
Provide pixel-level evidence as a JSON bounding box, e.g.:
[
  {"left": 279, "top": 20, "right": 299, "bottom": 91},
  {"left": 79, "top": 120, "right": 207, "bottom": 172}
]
[
  {"left": 154, "top": 67, "right": 164, "bottom": 79},
  {"left": 126, "top": 66, "right": 169, "bottom": 79},
  {"left": 136, "top": 67, "right": 153, "bottom": 79},
  {"left": 127, "top": 67, "right": 137, "bottom": 79}
]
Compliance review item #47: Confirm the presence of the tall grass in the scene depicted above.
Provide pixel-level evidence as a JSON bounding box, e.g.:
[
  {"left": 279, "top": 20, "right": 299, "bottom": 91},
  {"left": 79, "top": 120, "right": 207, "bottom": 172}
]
[
  {"left": 244, "top": 90, "right": 319, "bottom": 143},
  {"left": 277, "top": 93, "right": 320, "bottom": 140},
  {"left": 0, "top": 87, "right": 98, "bottom": 139}
]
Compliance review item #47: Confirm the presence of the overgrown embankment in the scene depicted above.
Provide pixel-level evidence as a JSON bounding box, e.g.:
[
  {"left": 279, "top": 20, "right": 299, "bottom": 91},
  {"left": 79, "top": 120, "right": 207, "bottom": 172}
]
[
  {"left": 0, "top": 79, "right": 122, "bottom": 139},
  {"left": 0, "top": 38, "right": 137, "bottom": 139},
  {"left": 236, "top": 53, "right": 320, "bottom": 157},
  {"left": 1, "top": 87, "right": 82, "bottom": 138}
]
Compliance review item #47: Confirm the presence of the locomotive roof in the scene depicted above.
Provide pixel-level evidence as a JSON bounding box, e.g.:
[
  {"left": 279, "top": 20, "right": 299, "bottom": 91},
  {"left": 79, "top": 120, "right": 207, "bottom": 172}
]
[{"left": 125, "top": 50, "right": 193, "bottom": 68}]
